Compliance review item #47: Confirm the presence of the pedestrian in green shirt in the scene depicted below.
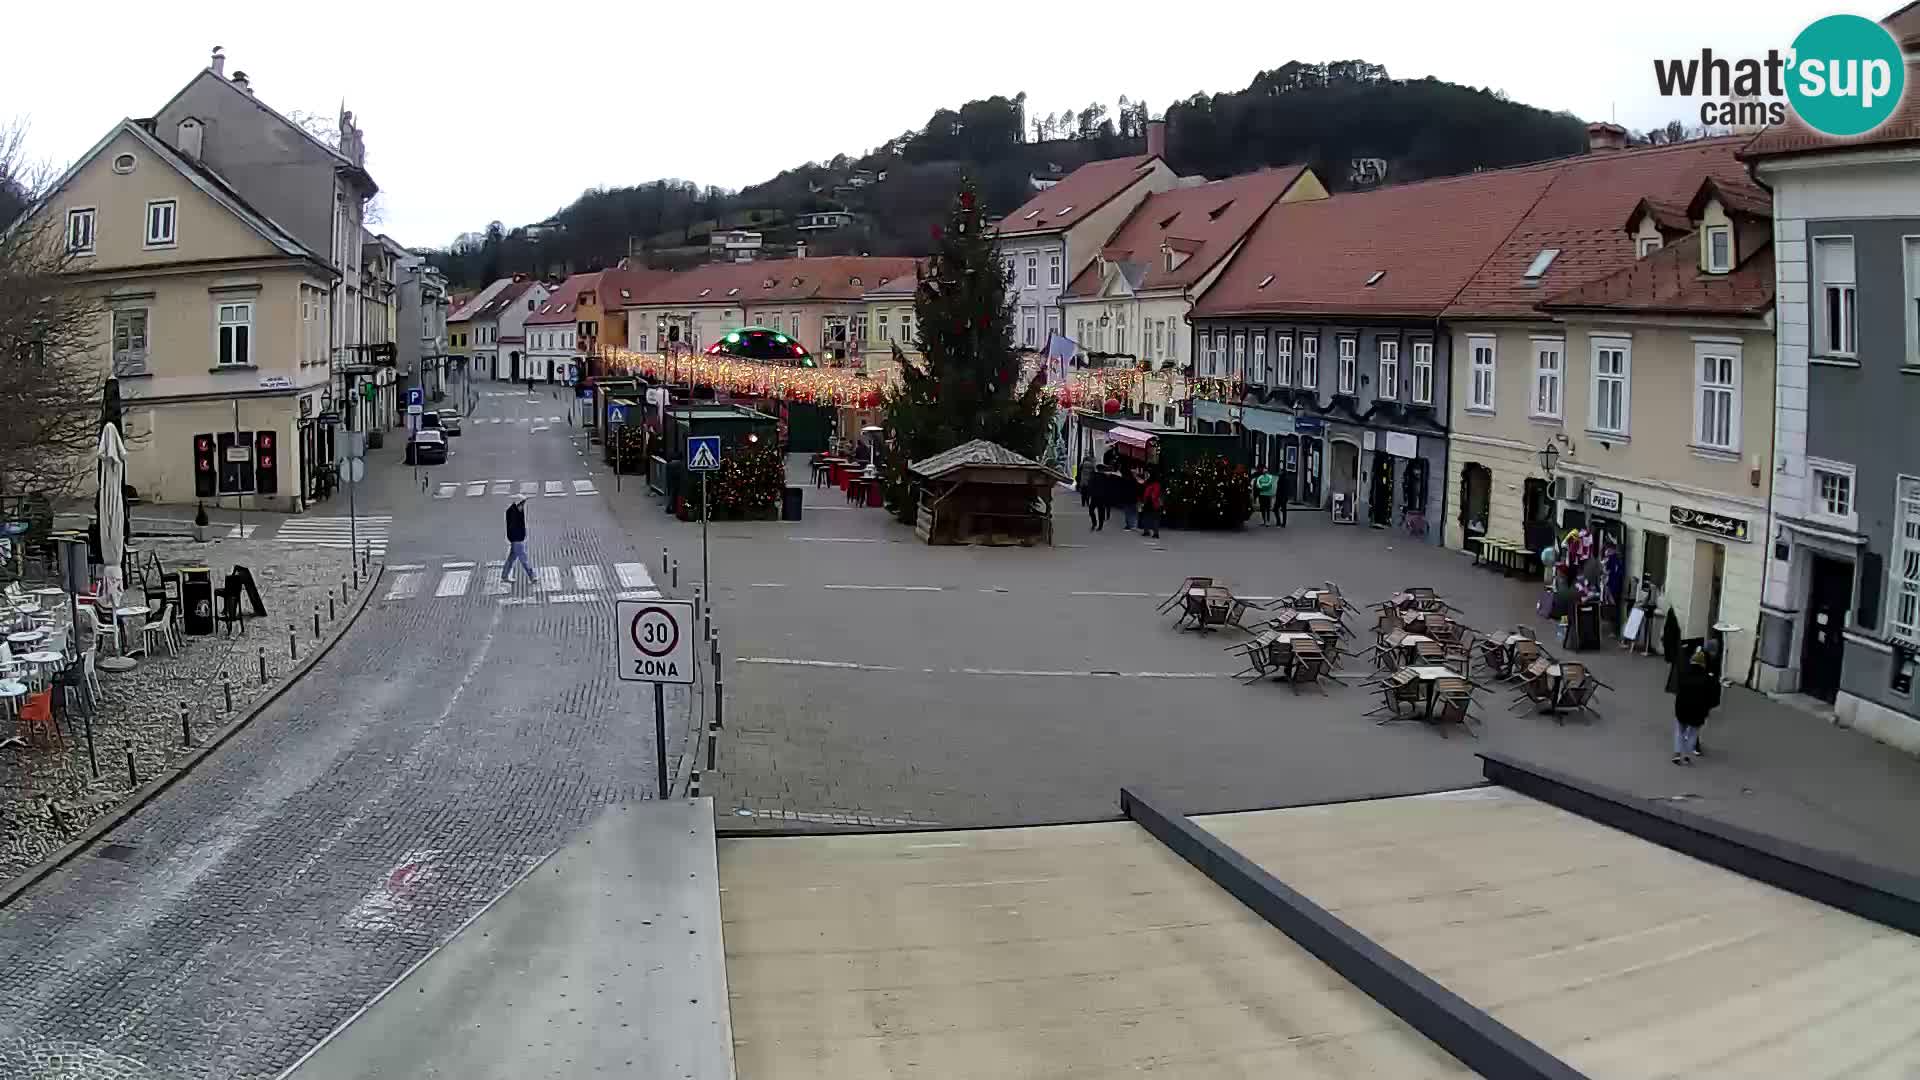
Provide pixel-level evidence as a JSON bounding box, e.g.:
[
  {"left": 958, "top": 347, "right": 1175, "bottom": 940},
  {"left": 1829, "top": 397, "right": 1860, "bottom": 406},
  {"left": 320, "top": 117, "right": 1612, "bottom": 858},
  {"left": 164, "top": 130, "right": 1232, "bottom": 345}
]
[{"left": 1254, "top": 468, "right": 1278, "bottom": 527}]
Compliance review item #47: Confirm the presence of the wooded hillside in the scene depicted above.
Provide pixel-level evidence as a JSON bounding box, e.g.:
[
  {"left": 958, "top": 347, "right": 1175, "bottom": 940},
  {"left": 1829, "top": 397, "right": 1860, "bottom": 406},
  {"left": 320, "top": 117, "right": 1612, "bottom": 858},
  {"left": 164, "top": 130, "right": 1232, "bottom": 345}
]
[{"left": 428, "top": 60, "right": 1589, "bottom": 288}]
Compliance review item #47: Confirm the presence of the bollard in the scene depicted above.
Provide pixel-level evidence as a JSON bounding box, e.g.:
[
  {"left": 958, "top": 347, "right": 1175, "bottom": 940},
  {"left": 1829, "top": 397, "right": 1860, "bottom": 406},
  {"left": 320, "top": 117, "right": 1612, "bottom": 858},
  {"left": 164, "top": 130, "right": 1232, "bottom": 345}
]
[
  {"left": 125, "top": 743, "right": 137, "bottom": 789},
  {"left": 179, "top": 701, "right": 192, "bottom": 747},
  {"left": 289, "top": 625, "right": 298, "bottom": 661},
  {"left": 329, "top": 593, "right": 336, "bottom": 621},
  {"left": 223, "top": 673, "right": 233, "bottom": 715},
  {"left": 688, "top": 766, "right": 701, "bottom": 799},
  {"left": 313, "top": 603, "right": 322, "bottom": 639},
  {"left": 671, "top": 559, "right": 679, "bottom": 589},
  {"left": 706, "top": 717, "right": 719, "bottom": 771},
  {"left": 692, "top": 587, "right": 702, "bottom": 626},
  {"left": 662, "top": 546, "right": 669, "bottom": 576},
  {"left": 715, "top": 675, "right": 724, "bottom": 731},
  {"left": 258, "top": 646, "right": 268, "bottom": 685}
]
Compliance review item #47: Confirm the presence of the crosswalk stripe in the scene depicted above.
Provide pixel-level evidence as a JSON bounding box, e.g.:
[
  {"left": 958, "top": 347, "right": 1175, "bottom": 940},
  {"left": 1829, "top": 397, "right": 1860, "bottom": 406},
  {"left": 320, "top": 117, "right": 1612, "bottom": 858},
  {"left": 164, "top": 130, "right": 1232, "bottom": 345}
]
[
  {"left": 519, "top": 482, "right": 539, "bottom": 495},
  {"left": 616, "top": 589, "right": 661, "bottom": 600},
  {"left": 466, "top": 482, "right": 487, "bottom": 497},
  {"left": 384, "top": 572, "right": 423, "bottom": 600},
  {"left": 434, "top": 484, "right": 456, "bottom": 499},
  {"left": 535, "top": 566, "right": 562, "bottom": 591},
  {"left": 613, "top": 563, "right": 654, "bottom": 590},
  {"left": 571, "top": 565, "right": 605, "bottom": 590},
  {"left": 548, "top": 416, "right": 561, "bottom": 422},
  {"left": 572, "top": 479, "right": 597, "bottom": 495},
  {"left": 543, "top": 481, "right": 565, "bottom": 496},
  {"left": 483, "top": 570, "right": 510, "bottom": 595},
  {"left": 548, "top": 593, "right": 595, "bottom": 604},
  {"left": 435, "top": 570, "right": 470, "bottom": 597}
]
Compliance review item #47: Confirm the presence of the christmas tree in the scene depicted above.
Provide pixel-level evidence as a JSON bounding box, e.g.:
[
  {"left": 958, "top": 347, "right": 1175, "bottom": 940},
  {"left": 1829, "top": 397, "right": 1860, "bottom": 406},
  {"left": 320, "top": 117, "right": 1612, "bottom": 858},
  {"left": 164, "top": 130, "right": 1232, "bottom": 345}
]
[{"left": 881, "top": 178, "right": 1057, "bottom": 521}]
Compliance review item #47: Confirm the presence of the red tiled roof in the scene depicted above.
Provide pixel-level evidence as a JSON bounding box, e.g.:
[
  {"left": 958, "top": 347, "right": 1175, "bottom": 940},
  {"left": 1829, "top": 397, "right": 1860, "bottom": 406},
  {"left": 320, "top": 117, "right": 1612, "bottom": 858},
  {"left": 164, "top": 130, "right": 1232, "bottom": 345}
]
[
  {"left": 602, "top": 268, "right": 674, "bottom": 308},
  {"left": 1192, "top": 166, "right": 1559, "bottom": 319},
  {"left": 525, "top": 272, "right": 601, "bottom": 325},
  {"left": 621, "top": 256, "right": 918, "bottom": 307},
  {"left": 993, "top": 154, "right": 1162, "bottom": 237},
  {"left": 1686, "top": 175, "right": 1768, "bottom": 219},
  {"left": 469, "top": 278, "right": 537, "bottom": 323},
  {"left": 1741, "top": 58, "right": 1920, "bottom": 159},
  {"left": 1443, "top": 136, "right": 1765, "bottom": 318},
  {"left": 1886, "top": 1, "right": 1920, "bottom": 47},
  {"left": 1625, "top": 197, "right": 1692, "bottom": 235},
  {"left": 1064, "top": 167, "right": 1310, "bottom": 300},
  {"left": 1539, "top": 231, "right": 1774, "bottom": 317}
]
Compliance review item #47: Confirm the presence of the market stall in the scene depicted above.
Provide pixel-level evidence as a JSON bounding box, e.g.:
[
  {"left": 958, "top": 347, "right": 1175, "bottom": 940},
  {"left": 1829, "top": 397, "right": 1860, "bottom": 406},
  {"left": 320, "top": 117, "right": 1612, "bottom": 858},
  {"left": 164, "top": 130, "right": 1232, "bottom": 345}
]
[{"left": 908, "top": 440, "right": 1064, "bottom": 547}]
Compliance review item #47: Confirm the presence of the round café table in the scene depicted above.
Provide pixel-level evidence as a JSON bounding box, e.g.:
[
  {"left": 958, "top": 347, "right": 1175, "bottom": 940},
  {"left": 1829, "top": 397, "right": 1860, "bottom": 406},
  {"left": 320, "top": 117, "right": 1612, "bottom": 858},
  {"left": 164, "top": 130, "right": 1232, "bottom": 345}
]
[
  {"left": 0, "top": 678, "right": 25, "bottom": 725},
  {"left": 101, "top": 606, "right": 153, "bottom": 672},
  {"left": 30, "top": 587, "right": 65, "bottom": 605},
  {"left": 8, "top": 629, "right": 47, "bottom": 648},
  {"left": 21, "top": 650, "right": 61, "bottom": 689}
]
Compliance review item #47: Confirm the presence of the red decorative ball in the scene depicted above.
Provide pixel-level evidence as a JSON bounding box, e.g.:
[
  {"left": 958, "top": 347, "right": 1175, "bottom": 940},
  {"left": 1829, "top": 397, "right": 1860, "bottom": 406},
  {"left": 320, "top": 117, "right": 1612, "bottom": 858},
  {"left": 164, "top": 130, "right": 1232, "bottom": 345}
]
[
  {"left": 1104, "top": 397, "right": 1122, "bottom": 415},
  {"left": 960, "top": 191, "right": 975, "bottom": 209}
]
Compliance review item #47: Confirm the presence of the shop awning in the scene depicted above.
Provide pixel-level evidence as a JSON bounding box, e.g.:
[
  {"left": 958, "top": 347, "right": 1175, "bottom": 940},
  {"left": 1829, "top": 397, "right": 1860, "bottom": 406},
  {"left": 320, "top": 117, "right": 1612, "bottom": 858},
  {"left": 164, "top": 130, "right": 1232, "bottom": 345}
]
[{"left": 1108, "top": 426, "right": 1156, "bottom": 452}]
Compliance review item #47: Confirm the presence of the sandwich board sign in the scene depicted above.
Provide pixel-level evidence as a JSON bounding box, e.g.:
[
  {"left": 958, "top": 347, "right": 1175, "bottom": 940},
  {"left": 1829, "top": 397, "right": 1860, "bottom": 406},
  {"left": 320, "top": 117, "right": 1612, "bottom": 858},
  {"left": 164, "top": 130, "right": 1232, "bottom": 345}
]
[
  {"left": 688, "top": 435, "right": 722, "bottom": 471},
  {"left": 618, "top": 599, "right": 693, "bottom": 684}
]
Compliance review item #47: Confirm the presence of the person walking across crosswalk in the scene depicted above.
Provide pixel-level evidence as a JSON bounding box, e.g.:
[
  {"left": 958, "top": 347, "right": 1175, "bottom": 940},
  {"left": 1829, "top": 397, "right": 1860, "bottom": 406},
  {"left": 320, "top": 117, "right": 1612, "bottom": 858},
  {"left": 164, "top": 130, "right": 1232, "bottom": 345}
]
[{"left": 502, "top": 496, "right": 534, "bottom": 583}]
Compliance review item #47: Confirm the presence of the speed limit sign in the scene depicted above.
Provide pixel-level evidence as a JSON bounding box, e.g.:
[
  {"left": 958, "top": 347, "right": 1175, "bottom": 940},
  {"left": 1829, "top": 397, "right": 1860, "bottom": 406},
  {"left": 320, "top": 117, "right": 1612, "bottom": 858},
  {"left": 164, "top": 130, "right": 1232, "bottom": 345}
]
[{"left": 617, "top": 599, "right": 694, "bottom": 684}]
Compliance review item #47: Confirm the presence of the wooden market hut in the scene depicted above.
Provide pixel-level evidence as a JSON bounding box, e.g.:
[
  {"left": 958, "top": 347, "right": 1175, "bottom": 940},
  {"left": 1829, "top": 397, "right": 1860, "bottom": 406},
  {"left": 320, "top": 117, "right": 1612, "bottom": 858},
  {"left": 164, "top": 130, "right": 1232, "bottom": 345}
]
[{"left": 909, "top": 440, "right": 1065, "bottom": 547}]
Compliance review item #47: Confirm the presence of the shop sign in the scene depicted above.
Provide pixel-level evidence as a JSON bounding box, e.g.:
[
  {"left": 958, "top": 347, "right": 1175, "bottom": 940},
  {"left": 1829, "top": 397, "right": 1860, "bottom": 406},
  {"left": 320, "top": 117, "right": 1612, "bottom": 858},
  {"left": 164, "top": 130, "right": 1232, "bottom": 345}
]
[
  {"left": 258, "top": 375, "right": 293, "bottom": 391},
  {"left": 1293, "top": 415, "right": 1324, "bottom": 434},
  {"left": 1670, "top": 504, "right": 1750, "bottom": 542},
  {"left": 1384, "top": 431, "right": 1418, "bottom": 459},
  {"left": 1587, "top": 486, "right": 1622, "bottom": 513},
  {"left": 298, "top": 396, "right": 313, "bottom": 418}
]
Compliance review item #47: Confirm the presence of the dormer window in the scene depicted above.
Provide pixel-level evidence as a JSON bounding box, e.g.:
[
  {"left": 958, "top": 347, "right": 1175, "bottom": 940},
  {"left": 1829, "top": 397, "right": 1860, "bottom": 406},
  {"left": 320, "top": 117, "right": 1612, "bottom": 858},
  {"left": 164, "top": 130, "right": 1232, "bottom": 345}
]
[
  {"left": 1637, "top": 235, "right": 1663, "bottom": 258},
  {"left": 1522, "top": 248, "right": 1561, "bottom": 282},
  {"left": 620, "top": 289, "right": 631, "bottom": 300},
  {"left": 726, "top": 287, "right": 739, "bottom": 296},
  {"left": 1055, "top": 206, "right": 1074, "bottom": 216},
  {"left": 763, "top": 278, "right": 775, "bottom": 288},
  {"left": 1158, "top": 212, "right": 1178, "bottom": 229},
  {"left": 1365, "top": 271, "right": 1386, "bottom": 287},
  {"left": 1705, "top": 226, "right": 1733, "bottom": 273},
  {"left": 1257, "top": 274, "right": 1274, "bottom": 289},
  {"left": 1207, "top": 201, "right": 1233, "bottom": 221},
  {"left": 849, "top": 276, "right": 862, "bottom": 286},
  {"left": 791, "top": 276, "right": 803, "bottom": 287},
  {"left": 698, "top": 288, "right": 712, "bottom": 298},
  {"left": 1023, "top": 209, "right": 1041, "bottom": 220}
]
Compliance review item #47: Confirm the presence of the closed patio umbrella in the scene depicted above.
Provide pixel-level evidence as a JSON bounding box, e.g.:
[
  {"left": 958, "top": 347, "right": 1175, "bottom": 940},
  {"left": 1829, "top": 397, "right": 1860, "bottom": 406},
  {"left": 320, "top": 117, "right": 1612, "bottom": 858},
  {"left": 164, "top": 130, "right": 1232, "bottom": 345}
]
[{"left": 96, "top": 423, "right": 127, "bottom": 609}]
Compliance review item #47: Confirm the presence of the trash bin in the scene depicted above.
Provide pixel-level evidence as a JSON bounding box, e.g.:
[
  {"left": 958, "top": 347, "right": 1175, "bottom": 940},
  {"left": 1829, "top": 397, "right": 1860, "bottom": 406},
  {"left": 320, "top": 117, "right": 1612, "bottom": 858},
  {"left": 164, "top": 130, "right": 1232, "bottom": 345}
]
[
  {"left": 182, "top": 566, "right": 215, "bottom": 635},
  {"left": 782, "top": 485, "right": 804, "bottom": 522}
]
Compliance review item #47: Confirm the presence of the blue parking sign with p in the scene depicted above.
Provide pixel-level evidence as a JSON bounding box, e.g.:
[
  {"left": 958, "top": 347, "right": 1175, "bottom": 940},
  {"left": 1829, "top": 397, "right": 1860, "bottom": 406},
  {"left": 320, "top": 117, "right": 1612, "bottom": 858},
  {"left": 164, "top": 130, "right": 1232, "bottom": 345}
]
[
  {"left": 406, "top": 387, "right": 423, "bottom": 407},
  {"left": 687, "top": 436, "right": 722, "bottom": 471}
]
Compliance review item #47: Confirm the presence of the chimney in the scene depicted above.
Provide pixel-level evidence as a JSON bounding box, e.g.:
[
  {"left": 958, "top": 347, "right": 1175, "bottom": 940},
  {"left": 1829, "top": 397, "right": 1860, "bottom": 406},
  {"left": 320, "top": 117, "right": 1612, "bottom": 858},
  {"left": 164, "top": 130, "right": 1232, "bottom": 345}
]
[
  {"left": 1146, "top": 119, "right": 1167, "bottom": 159},
  {"left": 1586, "top": 121, "right": 1629, "bottom": 152},
  {"left": 178, "top": 117, "right": 204, "bottom": 160},
  {"left": 231, "top": 70, "right": 252, "bottom": 95},
  {"left": 210, "top": 46, "right": 225, "bottom": 77},
  {"left": 795, "top": 240, "right": 807, "bottom": 260}
]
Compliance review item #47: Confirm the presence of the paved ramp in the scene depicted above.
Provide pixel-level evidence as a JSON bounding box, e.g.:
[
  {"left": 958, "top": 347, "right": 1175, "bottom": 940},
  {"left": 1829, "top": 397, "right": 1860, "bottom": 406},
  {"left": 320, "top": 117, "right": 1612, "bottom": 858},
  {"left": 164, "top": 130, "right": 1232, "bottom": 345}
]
[
  {"left": 284, "top": 798, "right": 733, "bottom": 1080},
  {"left": 718, "top": 821, "right": 1471, "bottom": 1078},
  {"left": 1199, "top": 787, "right": 1920, "bottom": 1079}
]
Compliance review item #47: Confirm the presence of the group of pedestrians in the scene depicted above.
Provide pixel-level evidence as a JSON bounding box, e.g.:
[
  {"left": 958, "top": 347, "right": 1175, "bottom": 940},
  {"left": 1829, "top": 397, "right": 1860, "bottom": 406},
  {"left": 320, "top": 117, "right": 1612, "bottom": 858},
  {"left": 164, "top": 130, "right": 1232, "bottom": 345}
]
[{"left": 1078, "top": 454, "right": 1162, "bottom": 539}]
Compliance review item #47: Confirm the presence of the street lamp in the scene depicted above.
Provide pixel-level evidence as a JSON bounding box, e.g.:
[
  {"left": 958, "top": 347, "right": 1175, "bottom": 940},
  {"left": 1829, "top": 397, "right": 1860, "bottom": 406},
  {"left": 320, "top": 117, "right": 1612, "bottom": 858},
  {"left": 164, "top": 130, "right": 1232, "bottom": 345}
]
[{"left": 1537, "top": 440, "right": 1559, "bottom": 479}]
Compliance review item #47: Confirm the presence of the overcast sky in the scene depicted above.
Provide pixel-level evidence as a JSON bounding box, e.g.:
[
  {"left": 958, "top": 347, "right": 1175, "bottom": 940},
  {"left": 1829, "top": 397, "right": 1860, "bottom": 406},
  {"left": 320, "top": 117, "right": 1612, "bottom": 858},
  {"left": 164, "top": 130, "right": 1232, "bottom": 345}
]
[{"left": 7, "top": 0, "right": 1822, "bottom": 250}]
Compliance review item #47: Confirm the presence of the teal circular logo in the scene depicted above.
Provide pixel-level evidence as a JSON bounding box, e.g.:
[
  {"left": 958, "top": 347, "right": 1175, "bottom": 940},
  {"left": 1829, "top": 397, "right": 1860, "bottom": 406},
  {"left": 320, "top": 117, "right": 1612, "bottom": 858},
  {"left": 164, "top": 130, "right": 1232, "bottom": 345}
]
[{"left": 1787, "top": 14, "right": 1906, "bottom": 137}]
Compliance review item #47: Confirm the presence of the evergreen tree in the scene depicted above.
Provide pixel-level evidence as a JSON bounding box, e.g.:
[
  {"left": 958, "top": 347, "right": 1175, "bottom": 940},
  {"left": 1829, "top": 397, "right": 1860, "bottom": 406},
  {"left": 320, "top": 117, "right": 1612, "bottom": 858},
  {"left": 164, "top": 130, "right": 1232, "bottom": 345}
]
[{"left": 881, "top": 177, "right": 1056, "bottom": 521}]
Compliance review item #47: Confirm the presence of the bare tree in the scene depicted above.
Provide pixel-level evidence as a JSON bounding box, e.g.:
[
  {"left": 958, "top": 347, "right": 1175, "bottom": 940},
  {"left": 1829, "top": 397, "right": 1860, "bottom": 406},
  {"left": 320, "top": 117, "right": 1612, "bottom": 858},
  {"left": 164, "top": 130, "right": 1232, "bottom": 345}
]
[{"left": 0, "top": 120, "right": 111, "bottom": 501}]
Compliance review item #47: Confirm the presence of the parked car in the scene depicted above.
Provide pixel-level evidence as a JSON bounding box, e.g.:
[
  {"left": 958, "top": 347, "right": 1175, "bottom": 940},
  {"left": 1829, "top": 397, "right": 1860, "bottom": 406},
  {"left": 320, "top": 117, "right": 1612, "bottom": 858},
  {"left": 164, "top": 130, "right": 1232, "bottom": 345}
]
[
  {"left": 420, "top": 411, "right": 442, "bottom": 430},
  {"left": 438, "top": 409, "right": 462, "bottom": 436},
  {"left": 405, "top": 428, "right": 448, "bottom": 465}
]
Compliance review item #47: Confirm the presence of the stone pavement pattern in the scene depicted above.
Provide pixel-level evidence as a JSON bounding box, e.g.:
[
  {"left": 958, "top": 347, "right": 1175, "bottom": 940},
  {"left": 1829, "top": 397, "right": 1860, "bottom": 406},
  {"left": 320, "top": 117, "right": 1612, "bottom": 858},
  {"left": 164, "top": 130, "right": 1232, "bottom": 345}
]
[
  {"left": 0, "top": 388, "right": 693, "bottom": 1079},
  {"left": 0, "top": 536, "right": 362, "bottom": 883}
]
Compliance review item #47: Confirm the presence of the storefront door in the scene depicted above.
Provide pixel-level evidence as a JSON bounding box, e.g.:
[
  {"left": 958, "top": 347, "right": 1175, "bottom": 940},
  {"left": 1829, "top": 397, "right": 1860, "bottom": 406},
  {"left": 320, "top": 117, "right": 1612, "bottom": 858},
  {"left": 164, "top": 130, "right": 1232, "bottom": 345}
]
[
  {"left": 1801, "top": 555, "right": 1853, "bottom": 702},
  {"left": 1459, "top": 463, "right": 1491, "bottom": 541},
  {"left": 1368, "top": 452, "right": 1394, "bottom": 528},
  {"left": 1523, "top": 477, "right": 1554, "bottom": 552},
  {"left": 1301, "top": 438, "right": 1323, "bottom": 506},
  {"left": 1330, "top": 440, "right": 1359, "bottom": 522}
]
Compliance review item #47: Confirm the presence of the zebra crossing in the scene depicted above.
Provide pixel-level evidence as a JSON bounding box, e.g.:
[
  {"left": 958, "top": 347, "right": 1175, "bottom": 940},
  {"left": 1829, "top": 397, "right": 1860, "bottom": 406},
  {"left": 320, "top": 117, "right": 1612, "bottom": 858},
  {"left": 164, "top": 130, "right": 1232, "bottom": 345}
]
[
  {"left": 474, "top": 416, "right": 565, "bottom": 424},
  {"left": 433, "top": 478, "right": 598, "bottom": 499},
  {"left": 380, "top": 560, "right": 662, "bottom": 606},
  {"left": 271, "top": 515, "right": 392, "bottom": 556}
]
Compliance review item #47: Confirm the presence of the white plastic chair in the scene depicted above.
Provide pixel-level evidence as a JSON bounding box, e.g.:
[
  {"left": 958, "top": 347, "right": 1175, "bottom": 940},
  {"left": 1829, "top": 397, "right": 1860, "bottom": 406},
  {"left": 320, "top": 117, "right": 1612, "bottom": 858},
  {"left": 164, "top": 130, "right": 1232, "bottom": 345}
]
[
  {"left": 81, "top": 649, "right": 100, "bottom": 699},
  {"left": 141, "top": 604, "right": 175, "bottom": 658}
]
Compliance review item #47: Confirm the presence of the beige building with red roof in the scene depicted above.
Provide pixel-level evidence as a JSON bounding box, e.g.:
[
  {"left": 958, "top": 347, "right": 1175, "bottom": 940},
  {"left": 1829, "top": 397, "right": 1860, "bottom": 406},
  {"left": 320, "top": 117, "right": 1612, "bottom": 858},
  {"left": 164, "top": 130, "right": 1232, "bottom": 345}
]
[
  {"left": 616, "top": 256, "right": 917, "bottom": 361},
  {"left": 992, "top": 122, "right": 1178, "bottom": 351}
]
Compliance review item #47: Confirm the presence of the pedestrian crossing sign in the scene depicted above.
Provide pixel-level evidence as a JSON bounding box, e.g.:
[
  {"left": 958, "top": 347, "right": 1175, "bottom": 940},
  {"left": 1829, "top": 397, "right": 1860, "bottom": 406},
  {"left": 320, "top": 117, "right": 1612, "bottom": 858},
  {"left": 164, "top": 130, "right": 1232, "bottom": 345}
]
[{"left": 688, "top": 436, "right": 722, "bottom": 471}]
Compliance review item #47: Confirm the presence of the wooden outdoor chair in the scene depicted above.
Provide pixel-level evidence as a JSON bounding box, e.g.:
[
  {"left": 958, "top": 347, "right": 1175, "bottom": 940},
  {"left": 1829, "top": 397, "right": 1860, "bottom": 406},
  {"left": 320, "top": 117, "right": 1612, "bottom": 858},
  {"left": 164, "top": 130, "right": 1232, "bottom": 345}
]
[
  {"left": 1560, "top": 675, "right": 1603, "bottom": 718},
  {"left": 1506, "top": 640, "right": 1542, "bottom": 680},
  {"left": 1158, "top": 577, "right": 1214, "bottom": 614},
  {"left": 1414, "top": 639, "right": 1447, "bottom": 664},
  {"left": 1477, "top": 636, "right": 1511, "bottom": 681},
  {"left": 1509, "top": 670, "right": 1558, "bottom": 720},
  {"left": 1289, "top": 644, "right": 1331, "bottom": 694},
  {"left": 1443, "top": 630, "right": 1476, "bottom": 675},
  {"left": 1434, "top": 678, "right": 1479, "bottom": 737},
  {"left": 1366, "top": 669, "right": 1421, "bottom": 719}
]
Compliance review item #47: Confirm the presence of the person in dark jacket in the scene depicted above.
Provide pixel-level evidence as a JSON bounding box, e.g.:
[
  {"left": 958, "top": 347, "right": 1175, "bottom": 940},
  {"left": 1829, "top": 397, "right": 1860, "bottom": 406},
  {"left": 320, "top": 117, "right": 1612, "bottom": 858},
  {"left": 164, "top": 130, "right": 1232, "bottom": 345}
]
[
  {"left": 502, "top": 497, "right": 534, "bottom": 583},
  {"left": 1673, "top": 650, "right": 1716, "bottom": 764}
]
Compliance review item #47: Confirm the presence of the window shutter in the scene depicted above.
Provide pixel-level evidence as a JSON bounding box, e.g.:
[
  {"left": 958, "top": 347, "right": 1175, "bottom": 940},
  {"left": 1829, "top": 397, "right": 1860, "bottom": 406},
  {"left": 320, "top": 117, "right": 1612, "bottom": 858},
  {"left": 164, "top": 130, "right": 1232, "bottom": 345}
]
[{"left": 1858, "top": 550, "right": 1883, "bottom": 629}]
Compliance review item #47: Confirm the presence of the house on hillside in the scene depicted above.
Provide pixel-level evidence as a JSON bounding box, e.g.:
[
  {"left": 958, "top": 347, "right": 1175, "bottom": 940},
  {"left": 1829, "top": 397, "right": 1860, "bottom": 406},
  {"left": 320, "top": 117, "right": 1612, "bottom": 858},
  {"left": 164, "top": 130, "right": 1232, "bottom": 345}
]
[
  {"left": 1062, "top": 165, "right": 1327, "bottom": 427},
  {"left": 797, "top": 211, "right": 854, "bottom": 231},
  {"left": 1443, "top": 131, "right": 1773, "bottom": 657},
  {"left": 993, "top": 121, "right": 1178, "bottom": 350},
  {"left": 1743, "top": 14, "right": 1920, "bottom": 744},
  {"left": 1189, "top": 162, "right": 1558, "bottom": 535},
  {"left": 709, "top": 229, "right": 762, "bottom": 262}
]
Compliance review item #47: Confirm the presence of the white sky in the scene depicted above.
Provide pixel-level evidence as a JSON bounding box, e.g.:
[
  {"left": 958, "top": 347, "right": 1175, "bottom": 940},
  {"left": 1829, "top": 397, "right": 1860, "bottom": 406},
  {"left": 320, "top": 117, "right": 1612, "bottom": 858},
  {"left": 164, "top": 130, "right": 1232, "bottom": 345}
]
[{"left": 5, "top": 0, "right": 1823, "bottom": 250}]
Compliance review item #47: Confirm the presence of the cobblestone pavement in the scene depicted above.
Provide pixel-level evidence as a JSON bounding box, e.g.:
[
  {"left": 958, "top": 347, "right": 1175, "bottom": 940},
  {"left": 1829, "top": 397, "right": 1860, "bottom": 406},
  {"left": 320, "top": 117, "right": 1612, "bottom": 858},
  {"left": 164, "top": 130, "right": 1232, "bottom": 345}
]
[
  {"left": 0, "top": 388, "right": 695, "bottom": 1080},
  {"left": 0, "top": 536, "right": 363, "bottom": 884}
]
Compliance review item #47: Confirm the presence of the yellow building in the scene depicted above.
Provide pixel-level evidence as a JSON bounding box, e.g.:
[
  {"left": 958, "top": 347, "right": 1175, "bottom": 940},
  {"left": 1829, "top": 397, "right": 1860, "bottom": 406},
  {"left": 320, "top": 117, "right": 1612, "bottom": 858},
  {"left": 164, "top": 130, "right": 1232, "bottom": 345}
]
[{"left": 22, "top": 118, "right": 336, "bottom": 510}]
